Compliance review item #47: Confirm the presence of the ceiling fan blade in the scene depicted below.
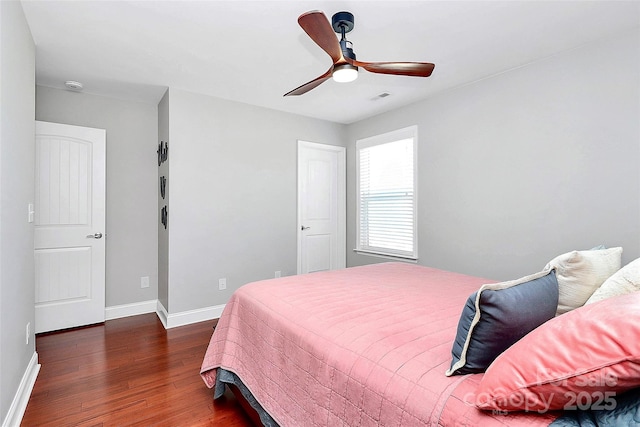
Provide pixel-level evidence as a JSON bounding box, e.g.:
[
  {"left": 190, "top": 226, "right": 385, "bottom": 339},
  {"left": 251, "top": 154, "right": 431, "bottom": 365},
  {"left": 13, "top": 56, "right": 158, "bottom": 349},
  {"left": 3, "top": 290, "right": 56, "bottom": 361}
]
[
  {"left": 298, "top": 11, "right": 343, "bottom": 64},
  {"left": 283, "top": 67, "right": 333, "bottom": 97},
  {"left": 347, "top": 59, "right": 435, "bottom": 77}
]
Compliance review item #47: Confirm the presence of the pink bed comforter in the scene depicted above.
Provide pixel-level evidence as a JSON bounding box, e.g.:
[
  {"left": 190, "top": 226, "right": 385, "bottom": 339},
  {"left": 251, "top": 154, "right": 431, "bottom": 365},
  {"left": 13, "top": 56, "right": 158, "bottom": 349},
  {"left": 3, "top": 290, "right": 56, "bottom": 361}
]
[{"left": 201, "top": 262, "right": 558, "bottom": 426}]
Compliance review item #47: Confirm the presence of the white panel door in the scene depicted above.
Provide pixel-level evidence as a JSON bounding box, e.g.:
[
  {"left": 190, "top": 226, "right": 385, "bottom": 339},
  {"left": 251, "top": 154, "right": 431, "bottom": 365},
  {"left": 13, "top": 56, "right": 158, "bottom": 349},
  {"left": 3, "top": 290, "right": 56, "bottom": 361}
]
[
  {"left": 298, "top": 141, "right": 345, "bottom": 274},
  {"left": 34, "top": 121, "right": 106, "bottom": 333}
]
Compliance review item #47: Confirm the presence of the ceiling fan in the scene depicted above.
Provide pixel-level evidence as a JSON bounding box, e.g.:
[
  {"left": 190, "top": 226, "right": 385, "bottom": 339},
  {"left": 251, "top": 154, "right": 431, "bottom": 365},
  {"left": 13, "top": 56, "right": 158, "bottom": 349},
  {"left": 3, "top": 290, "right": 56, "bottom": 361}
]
[{"left": 284, "top": 10, "right": 435, "bottom": 97}]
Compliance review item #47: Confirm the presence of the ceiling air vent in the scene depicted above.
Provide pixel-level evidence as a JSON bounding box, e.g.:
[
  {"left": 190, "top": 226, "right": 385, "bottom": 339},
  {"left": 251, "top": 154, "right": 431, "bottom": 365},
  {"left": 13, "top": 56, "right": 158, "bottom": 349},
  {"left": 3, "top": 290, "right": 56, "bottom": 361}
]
[{"left": 372, "top": 92, "right": 391, "bottom": 101}]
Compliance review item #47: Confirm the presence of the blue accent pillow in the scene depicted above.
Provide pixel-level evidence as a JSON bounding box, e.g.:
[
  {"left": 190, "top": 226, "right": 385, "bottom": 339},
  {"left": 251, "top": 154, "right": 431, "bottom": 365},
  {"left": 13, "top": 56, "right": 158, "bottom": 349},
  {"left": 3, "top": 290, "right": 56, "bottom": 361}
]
[{"left": 446, "top": 269, "right": 558, "bottom": 376}]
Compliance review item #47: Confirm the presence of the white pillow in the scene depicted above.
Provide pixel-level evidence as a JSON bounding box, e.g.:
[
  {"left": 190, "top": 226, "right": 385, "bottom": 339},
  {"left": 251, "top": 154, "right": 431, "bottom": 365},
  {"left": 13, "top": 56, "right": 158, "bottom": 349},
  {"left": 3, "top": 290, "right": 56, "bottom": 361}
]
[
  {"left": 545, "top": 247, "right": 622, "bottom": 315},
  {"left": 586, "top": 257, "right": 640, "bottom": 304}
]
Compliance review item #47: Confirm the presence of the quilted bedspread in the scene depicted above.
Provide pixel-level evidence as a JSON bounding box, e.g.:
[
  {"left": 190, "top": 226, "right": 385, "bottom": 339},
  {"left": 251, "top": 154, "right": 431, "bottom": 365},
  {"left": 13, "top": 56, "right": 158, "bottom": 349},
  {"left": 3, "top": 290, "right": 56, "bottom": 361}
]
[{"left": 201, "top": 262, "right": 559, "bottom": 426}]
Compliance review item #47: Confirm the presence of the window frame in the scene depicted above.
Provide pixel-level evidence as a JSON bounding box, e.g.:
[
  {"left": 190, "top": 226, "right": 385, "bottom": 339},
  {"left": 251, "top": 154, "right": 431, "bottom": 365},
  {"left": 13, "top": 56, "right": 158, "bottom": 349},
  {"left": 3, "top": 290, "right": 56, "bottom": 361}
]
[{"left": 355, "top": 125, "right": 418, "bottom": 261}]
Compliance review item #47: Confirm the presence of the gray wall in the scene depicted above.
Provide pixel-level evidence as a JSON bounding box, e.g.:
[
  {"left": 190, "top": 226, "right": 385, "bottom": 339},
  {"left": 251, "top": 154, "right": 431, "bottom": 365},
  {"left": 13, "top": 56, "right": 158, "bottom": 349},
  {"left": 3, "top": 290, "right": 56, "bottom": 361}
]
[
  {"left": 158, "top": 90, "right": 170, "bottom": 311},
  {"left": 0, "top": 0, "right": 36, "bottom": 421},
  {"left": 347, "top": 30, "right": 640, "bottom": 281},
  {"left": 35, "top": 86, "right": 159, "bottom": 307},
  {"left": 165, "top": 88, "right": 346, "bottom": 313}
]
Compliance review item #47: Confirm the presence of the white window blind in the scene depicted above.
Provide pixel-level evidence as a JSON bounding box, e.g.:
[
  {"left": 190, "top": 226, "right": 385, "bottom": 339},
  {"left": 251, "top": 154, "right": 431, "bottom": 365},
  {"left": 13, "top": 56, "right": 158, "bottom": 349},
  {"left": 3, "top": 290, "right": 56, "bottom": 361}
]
[{"left": 356, "top": 126, "right": 417, "bottom": 260}]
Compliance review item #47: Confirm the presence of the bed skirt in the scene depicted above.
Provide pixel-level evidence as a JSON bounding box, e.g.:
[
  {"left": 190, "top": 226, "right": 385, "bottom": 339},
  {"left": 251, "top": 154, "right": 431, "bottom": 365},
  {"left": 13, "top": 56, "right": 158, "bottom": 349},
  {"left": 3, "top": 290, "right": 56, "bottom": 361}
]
[{"left": 215, "top": 368, "right": 279, "bottom": 427}]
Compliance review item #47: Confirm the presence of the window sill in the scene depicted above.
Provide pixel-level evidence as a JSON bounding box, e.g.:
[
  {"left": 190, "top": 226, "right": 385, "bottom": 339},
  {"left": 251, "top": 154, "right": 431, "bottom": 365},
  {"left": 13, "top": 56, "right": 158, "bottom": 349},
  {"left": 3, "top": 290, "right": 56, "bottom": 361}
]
[{"left": 353, "top": 249, "right": 418, "bottom": 263}]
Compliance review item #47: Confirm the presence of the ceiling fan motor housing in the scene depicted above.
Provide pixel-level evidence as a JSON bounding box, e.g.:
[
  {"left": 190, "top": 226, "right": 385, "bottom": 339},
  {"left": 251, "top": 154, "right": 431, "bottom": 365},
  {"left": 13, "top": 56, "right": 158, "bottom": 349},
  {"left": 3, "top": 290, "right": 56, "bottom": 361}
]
[{"left": 340, "top": 39, "right": 356, "bottom": 60}]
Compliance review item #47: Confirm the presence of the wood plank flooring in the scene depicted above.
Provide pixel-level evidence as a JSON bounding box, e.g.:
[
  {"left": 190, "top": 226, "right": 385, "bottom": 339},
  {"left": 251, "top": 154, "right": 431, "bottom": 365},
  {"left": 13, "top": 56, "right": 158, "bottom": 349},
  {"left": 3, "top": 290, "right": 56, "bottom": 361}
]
[{"left": 22, "top": 313, "right": 253, "bottom": 426}]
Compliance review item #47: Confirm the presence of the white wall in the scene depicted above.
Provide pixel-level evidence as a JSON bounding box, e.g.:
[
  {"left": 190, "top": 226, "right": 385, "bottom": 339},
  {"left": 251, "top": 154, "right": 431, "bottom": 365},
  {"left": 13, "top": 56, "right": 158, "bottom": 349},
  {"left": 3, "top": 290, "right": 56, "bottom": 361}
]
[
  {"left": 35, "top": 86, "right": 158, "bottom": 307},
  {"left": 0, "top": 0, "right": 36, "bottom": 422},
  {"left": 165, "top": 89, "right": 346, "bottom": 313},
  {"left": 346, "top": 30, "right": 640, "bottom": 280}
]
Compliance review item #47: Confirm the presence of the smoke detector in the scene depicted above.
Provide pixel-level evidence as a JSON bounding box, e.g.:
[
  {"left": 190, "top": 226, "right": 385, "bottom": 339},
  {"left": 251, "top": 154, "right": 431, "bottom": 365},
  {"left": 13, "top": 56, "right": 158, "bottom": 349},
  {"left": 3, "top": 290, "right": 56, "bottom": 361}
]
[{"left": 64, "top": 80, "right": 84, "bottom": 91}]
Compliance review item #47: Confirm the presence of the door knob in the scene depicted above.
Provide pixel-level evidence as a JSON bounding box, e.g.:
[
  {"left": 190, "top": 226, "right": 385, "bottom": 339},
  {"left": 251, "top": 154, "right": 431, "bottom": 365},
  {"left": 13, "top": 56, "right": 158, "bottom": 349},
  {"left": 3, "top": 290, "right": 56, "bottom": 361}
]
[
  {"left": 301, "top": 225, "right": 311, "bottom": 231},
  {"left": 86, "top": 232, "right": 103, "bottom": 239}
]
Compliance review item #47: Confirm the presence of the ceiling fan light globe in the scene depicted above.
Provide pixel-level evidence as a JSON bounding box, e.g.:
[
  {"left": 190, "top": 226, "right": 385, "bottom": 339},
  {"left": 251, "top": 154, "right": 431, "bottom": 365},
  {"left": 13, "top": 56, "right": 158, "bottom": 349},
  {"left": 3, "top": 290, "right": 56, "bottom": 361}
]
[{"left": 332, "top": 64, "right": 358, "bottom": 83}]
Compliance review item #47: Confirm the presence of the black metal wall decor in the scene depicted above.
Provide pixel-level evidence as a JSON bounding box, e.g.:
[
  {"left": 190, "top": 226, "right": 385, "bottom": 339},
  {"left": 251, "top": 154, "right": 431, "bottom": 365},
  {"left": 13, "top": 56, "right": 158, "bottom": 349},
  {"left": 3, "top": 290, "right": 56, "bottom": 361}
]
[
  {"left": 158, "top": 140, "right": 169, "bottom": 229},
  {"left": 157, "top": 140, "right": 168, "bottom": 166},
  {"left": 160, "top": 176, "right": 166, "bottom": 199},
  {"left": 161, "top": 206, "right": 168, "bottom": 229}
]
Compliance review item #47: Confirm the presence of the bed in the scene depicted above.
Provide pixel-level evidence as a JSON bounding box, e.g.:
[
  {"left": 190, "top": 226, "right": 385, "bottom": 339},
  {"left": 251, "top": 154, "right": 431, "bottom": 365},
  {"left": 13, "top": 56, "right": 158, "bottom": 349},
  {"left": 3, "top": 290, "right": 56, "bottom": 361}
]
[{"left": 200, "top": 261, "right": 640, "bottom": 426}]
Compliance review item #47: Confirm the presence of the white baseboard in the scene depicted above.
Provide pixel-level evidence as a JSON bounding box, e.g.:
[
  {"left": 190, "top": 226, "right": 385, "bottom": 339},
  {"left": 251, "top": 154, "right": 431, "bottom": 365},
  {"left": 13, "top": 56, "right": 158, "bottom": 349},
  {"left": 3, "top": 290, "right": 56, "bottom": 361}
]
[
  {"left": 106, "top": 299, "right": 223, "bottom": 329},
  {"left": 155, "top": 300, "right": 225, "bottom": 329},
  {"left": 2, "top": 351, "right": 40, "bottom": 427},
  {"left": 105, "top": 299, "right": 157, "bottom": 320},
  {"left": 156, "top": 300, "right": 169, "bottom": 328}
]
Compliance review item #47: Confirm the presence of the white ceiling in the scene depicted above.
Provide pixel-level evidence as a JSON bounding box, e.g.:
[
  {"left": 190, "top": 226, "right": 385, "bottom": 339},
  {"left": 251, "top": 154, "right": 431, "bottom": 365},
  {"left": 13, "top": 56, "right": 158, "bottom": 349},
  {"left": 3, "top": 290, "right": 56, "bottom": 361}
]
[{"left": 21, "top": 1, "right": 640, "bottom": 124}]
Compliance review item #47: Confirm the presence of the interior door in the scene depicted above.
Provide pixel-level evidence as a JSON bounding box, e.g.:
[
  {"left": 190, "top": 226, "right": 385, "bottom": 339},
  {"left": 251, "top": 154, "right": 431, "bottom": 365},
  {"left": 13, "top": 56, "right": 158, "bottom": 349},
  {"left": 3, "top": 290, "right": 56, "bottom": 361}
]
[
  {"left": 297, "top": 141, "right": 346, "bottom": 274},
  {"left": 34, "top": 121, "right": 106, "bottom": 333}
]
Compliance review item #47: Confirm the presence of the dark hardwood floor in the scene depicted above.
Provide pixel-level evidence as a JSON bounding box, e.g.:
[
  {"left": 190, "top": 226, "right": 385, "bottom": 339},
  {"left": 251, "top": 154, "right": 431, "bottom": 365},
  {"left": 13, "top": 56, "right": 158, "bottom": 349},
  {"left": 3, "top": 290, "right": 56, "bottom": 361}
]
[{"left": 22, "top": 313, "right": 253, "bottom": 426}]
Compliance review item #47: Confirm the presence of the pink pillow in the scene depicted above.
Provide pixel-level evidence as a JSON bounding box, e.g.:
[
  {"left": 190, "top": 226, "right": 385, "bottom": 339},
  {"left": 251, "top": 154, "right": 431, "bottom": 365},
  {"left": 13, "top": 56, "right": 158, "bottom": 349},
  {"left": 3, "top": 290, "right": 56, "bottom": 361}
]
[{"left": 475, "top": 291, "right": 640, "bottom": 412}]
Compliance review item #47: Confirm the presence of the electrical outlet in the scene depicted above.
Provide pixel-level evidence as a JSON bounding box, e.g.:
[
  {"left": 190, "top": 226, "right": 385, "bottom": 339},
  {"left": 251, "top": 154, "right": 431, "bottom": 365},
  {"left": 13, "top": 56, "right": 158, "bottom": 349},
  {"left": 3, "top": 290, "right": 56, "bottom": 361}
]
[
  {"left": 275, "top": 271, "right": 281, "bottom": 278},
  {"left": 218, "top": 278, "right": 227, "bottom": 290},
  {"left": 141, "top": 276, "right": 150, "bottom": 288},
  {"left": 26, "top": 322, "right": 30, "bottom": 345}
]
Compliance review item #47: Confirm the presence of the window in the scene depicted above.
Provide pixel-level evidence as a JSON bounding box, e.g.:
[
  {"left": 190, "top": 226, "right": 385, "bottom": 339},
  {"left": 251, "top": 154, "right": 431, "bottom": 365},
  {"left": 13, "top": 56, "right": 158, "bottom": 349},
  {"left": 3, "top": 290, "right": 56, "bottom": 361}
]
[{"left": 356, "top": 126, "right": 417, "bottom": 260}]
